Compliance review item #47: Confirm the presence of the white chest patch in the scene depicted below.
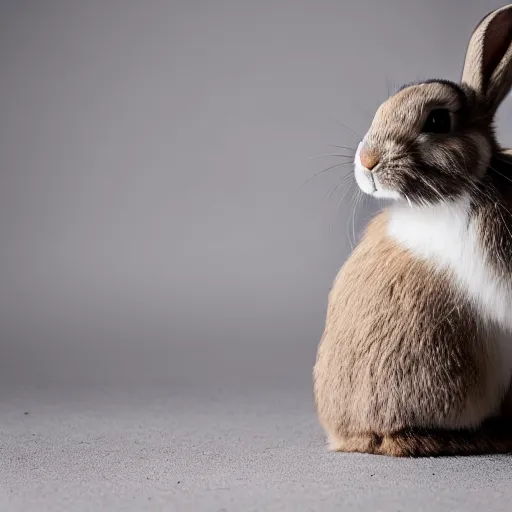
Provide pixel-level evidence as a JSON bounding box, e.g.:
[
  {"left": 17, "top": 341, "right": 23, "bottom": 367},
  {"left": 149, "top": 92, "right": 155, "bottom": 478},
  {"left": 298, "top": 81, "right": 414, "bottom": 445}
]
[{"left": 388, "top": 196, "right": 512, "bottom": 397}]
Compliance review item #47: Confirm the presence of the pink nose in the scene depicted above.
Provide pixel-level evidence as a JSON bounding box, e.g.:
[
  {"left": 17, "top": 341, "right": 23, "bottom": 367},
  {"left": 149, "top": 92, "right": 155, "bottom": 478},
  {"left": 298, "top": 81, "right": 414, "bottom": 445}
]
[{"left": 359, "top": 147, "right": 380, "bottom": 170}]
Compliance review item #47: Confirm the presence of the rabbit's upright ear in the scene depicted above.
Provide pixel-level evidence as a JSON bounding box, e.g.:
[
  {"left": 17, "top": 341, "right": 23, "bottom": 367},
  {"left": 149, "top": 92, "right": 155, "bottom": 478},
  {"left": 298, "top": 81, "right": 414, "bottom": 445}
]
[{"left": 461, "top": 4, "right": 512, "bottom": 114}]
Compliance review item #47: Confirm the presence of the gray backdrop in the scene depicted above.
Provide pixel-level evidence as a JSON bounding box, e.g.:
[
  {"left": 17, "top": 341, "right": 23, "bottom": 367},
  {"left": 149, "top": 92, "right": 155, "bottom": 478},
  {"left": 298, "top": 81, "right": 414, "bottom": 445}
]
[{"left": 1, "top": 0, "right": 511, "bottom": 393}]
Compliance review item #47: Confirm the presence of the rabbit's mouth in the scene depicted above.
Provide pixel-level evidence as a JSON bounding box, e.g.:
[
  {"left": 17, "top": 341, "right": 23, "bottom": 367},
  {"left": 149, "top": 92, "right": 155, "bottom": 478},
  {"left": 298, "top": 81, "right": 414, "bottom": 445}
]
[{"left": 354, "top": 141, "right": 401, "bottom": 200}]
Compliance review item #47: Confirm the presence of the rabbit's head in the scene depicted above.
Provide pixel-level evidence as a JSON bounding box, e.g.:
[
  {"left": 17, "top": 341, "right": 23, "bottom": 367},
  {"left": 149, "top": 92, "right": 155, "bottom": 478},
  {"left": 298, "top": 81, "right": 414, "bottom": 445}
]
[{"left": 354, "top": 4, "right": 512, "bottom": 206}]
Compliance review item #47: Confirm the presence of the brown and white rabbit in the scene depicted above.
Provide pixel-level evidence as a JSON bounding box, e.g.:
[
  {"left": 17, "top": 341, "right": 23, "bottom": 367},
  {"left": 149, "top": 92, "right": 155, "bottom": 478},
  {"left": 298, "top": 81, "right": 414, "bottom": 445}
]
[{"left": 313, "top": 4, "right": 512, "bottom": 457}]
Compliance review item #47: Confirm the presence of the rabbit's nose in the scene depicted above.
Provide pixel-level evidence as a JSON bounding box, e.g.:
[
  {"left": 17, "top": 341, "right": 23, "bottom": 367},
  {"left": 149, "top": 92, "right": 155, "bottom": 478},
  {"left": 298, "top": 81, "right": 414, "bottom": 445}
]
[{"left": 359, "top": 147, "right": 380, "bottom": 170}]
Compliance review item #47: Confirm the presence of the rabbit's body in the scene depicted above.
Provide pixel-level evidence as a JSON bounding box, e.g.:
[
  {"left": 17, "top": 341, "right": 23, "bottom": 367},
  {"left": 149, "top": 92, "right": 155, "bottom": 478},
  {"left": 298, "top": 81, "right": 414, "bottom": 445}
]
[
  {"left": 313, "top": 4, "right": 512, "bottom": 456},
  {"left": 314, "top": 180, "right": 512, "bottom": 456}
]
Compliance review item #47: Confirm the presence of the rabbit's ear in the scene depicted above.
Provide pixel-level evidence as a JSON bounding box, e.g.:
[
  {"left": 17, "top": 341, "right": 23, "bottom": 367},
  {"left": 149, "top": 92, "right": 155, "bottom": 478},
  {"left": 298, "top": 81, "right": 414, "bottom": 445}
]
[{"left": 461, "top": 4, "right": 512, "bottom": 113}]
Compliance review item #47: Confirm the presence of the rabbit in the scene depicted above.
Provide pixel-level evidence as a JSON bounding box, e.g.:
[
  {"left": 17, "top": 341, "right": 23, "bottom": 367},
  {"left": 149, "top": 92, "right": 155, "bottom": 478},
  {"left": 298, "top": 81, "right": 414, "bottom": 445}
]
[{"left": 313, "top": 4, "right": 512, "bottom": 457}]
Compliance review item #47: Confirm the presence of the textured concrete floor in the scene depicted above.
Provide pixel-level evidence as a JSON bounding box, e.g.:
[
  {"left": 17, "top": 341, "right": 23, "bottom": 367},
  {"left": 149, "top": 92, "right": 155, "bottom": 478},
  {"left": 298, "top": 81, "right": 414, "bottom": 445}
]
[{"left": 1, "top": 386, "right": 512, "bottom": 511}]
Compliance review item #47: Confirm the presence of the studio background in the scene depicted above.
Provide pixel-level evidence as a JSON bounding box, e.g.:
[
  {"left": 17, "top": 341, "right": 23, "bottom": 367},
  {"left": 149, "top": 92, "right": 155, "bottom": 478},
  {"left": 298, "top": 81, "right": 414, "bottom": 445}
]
[{"left": 1, "top": 0, "right": 511, "bottom": 394}]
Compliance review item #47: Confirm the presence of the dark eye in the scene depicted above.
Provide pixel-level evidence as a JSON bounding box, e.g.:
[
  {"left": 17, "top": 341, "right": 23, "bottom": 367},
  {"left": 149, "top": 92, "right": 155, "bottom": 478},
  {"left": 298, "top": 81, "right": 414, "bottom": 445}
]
[{"left": 421, "top": 108, "right": 452, "bottom": 134}]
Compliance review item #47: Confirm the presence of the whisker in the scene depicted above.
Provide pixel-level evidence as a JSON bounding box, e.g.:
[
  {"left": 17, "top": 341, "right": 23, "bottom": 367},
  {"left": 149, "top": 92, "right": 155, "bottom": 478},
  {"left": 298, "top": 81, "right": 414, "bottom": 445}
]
[
  {"left": 301, "top": 162, "right": 354, "bottom": 187},
  {"left": 347, "top": 188, "right": 361, "bottom": 250},
  {"left": 326, "top": 179, "right": 353, "bottom": 241},
  {"left": 349, "top": 189, "right": 361, "bottom": 250},
  {"left": 495, "top": 204, "right": 512, "bottom": 248},
  {"left": 325, "top": 173, "right": 355, "bottom": 201},
  {"left": 489, "top": 165, "right": 512, "bottom": 184},
  {"left": 415, "top": 174, "right": 445, "bottom": 201},
  {"left": 307, "top": 153, "right": 355, "bottom": 160},
  {"left": 354, "top": 189, "right": 364, "bottom": 247},
  {"left": 333, "top": 119, "right": 362, "bottom": 140},
  {"left": 327, "top": 144, "right": 356, "bottom": 152},
  {"left": 404, "top": 193, "right": 413, "bottom": 208},
  {"left": 331, "top": 181, "right": 352, "bottom": 219},
  {"left": 338, "top": 181, "right": 356, "bottom": 207},
  {"left": 325, "top": 182, "right": 341, "bottom": 202}
]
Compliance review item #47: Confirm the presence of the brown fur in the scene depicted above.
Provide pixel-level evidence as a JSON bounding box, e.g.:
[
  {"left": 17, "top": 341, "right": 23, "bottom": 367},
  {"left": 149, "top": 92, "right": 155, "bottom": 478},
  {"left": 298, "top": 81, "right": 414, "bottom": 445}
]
[
  {"left": 474, "top": 153, "right": 512, "bottom": 275},
  {"left": 328, "top": 418, "right": 512, "bottom": 457},
  {"left": 313, "top": 214, "right": 511, "bottom": 457}
]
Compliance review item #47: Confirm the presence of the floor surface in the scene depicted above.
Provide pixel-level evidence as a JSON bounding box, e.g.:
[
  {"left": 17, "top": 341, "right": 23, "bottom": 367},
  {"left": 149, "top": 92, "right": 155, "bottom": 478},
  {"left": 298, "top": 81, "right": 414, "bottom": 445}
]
[{"left": 1, "top": 385, "right": 512, "bottom": 511}]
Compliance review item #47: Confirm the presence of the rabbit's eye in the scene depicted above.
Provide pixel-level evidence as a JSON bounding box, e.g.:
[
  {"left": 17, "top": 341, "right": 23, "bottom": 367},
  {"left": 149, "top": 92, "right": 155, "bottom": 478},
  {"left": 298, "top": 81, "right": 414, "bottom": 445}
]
[{"left": 421, "top": 109, "right": 451, "bottom": 134}]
